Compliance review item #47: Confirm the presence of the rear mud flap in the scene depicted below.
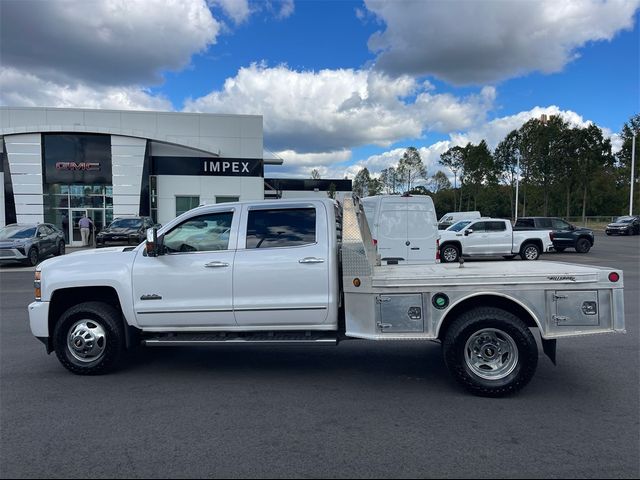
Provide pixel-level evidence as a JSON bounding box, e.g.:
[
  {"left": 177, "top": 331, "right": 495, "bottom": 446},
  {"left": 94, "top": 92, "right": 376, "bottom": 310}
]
[{"left": 542, "top": 338, "right": 557, "bottom": 365}]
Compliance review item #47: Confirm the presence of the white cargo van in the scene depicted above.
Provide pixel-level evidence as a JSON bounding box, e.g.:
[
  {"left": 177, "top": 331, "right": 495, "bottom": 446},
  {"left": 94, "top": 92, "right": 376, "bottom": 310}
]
[
  {"left": 438, "top": 211, "right": 481, "bottom": 230},
  {"left": 362, "top": 195, "right": 438, "bottom": 264}
]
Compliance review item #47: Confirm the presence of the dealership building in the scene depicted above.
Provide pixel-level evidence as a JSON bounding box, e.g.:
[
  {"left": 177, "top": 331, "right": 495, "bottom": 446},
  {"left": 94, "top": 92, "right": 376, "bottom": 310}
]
[{"left": 0, "top": 106, "right": 351, "bottom": 246}]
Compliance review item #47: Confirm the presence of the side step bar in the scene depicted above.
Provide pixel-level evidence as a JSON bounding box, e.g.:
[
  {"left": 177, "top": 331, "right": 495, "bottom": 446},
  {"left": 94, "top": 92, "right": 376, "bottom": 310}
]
[{"left": 143, "top": 331, "right": 338, "bottom": 347}]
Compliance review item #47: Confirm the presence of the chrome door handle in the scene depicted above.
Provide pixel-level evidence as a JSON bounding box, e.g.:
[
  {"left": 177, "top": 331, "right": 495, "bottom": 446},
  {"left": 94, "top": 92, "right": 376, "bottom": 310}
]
[
  {"left": 299, "top": 257, "right": 325, "bottom": 264},
  {"left": 204, "top": 261, "right": 229, "bottom": 268}
]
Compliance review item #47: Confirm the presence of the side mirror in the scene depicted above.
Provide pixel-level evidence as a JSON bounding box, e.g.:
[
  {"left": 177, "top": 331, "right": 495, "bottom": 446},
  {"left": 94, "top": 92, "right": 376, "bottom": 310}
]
[
  {"left": 146, "top": 227, "right": 160, "bottom": 257},
  {"left": 464, "top": 229, "right": 473, "bottom": 236},
  {"left": 569, "top": 224, "right": 576, "bottom": 231}
]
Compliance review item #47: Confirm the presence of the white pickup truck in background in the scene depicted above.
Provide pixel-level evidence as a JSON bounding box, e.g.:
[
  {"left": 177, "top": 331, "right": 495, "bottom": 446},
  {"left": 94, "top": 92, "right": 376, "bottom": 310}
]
[
  {"left": 28, "top": 197, "right": 625, "bottom": 397},
  {"left": 439, "top": 218, "right": 553, "bottom": 262}
]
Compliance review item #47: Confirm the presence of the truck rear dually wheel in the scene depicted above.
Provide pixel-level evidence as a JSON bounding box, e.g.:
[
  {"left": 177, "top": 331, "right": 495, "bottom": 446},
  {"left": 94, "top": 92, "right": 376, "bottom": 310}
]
[
  {"left": 53, "top": 302, "right": 125, "bottom": 375},
  {"left": 442, "top": 307, "right": 538, "bottom": 397}
]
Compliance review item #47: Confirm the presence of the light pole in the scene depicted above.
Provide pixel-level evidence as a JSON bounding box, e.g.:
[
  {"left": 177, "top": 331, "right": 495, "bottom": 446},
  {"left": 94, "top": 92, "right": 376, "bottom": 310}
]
[
  {"left": 630, "top": 133, "right": 636, "bottom": 216},
  {"left": 514, "top": 154, "right": 520, "bottom": 221}
]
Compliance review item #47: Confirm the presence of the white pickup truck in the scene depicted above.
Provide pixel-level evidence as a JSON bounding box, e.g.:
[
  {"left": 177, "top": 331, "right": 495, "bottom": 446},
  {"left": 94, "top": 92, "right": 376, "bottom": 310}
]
[
  {"left": 28, "top": 198, "right": 625, "bottom": 396},
  {"left": 439, "top": 218, "right": 553, "bottom": 263}
]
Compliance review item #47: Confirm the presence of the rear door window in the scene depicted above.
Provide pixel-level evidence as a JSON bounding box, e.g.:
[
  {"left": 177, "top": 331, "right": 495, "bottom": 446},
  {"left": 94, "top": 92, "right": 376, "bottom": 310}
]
[
  {"left": 486, "top": 221, "right": 506, "bottom": 231},
  {"left": 515, "top": 219, "right": 534, "bottom": 228},
  {"left": 246, "top": 208, "right": 316, "bottom": 249}
]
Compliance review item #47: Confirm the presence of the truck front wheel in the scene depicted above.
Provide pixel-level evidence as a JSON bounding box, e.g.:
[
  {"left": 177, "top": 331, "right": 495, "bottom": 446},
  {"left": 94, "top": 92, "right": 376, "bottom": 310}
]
[
  {"left": 53, "top": 302, "right": 125, "bottom": 375},
  {"left": 442, "top": 307, "right": 538, "bottom": 397}
]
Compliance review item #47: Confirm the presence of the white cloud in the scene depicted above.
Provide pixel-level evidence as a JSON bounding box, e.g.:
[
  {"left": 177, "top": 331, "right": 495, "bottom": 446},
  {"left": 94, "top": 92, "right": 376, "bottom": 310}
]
[
  {"left": 211, "top": 0, "right": 252, "bottom": 24},
  {"left": 451, "top": 105, "right": 593, "bottom": 149},
  {"left": 0, "top": 68, "right": 172, "bottom": 111},
  {"left": 365, "top": 0, "right": 640, "bottom": 84},
  {"left": 275, "top": 0, "right": 295, "bottom": 19},
  {"left": 345, "top": 142, "right": 453, "bottom": 180},
  {"left": 184, "top": 63, "right": 495, "bottom": 153},
  {"left": 1, "top": 0, "right": 219, "bottom": 86}
]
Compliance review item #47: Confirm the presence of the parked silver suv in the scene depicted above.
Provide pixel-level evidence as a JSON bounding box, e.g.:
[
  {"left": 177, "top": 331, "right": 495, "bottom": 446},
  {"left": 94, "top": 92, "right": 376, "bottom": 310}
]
[{"left": 0, "top": 224, "right": 65, "bottom": 266}]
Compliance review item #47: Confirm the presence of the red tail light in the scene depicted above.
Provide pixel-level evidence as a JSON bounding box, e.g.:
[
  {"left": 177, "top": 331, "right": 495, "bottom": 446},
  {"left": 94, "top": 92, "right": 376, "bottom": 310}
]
[
  {"left": 436, "top": 239, "right": 440, "bottom": 261},
  {"left": 608, "top": 272, "right": 620, "bottom": 282},
  {"left": 372, "top": 238, "right": 377, "bottom": 247},
  {"left": 549, "top": 232, "right": 554, "bottom": 241}
]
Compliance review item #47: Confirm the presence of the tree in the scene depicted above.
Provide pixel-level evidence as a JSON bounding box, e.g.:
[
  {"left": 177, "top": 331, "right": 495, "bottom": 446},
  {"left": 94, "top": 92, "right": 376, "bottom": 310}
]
[
  {"left": 427, "top": 170, "right": 451, "bottom": 193},
  {"left": 439, "top": 145, "right": 465, "bottom": 211},
  {"left": 517, "top": 116, "right": 570, "bottom": 216},
  {"left": 379, "top": 167, "right": 399, "bottom": 194},
  {"left": 494, "top": 130, "right": 521, "bottom": 219},
  {"left": 409, "top": 185, "right": 429, "bottom": 195},
  {"left": 353, "top": 168, "right": 383, "bottom": 197},
  {"left": 310, "top": 169, "right": 321, "bottom": 179},
  {"left": 462, "top": 140, "right": 495, "bottom": 210},
  {"left": 574, "top": 124, "right": 613, "bottom": 222},
  {"left": 353, "top": 168, "right": 371, "bottom": 197},
  {"left": 327, "top": 182, "right": 337, "bottom": 200},
  {"left": 368, "top": 177, "right": 384, "bottom": 196},
  {"left": 397, "top": 147, "right": 427, "bottom": 192},
  {"left": 616, "top": 114, "right": 640, "bottom": 214}
]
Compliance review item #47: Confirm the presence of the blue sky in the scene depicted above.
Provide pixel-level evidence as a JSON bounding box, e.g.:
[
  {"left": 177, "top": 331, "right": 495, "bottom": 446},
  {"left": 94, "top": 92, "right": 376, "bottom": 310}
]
[{"left": 1, "top": 0, "right": 639, "bottom": 179}]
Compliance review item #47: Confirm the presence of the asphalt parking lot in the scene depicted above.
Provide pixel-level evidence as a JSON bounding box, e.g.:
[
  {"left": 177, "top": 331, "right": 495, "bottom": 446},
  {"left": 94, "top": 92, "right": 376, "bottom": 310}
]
[{"left": 1, "top": 232, "right": 638, "bottom": 478}]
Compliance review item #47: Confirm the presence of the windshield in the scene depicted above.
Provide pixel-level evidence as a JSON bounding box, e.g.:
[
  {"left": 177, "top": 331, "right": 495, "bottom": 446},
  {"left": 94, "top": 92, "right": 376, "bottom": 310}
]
[
  {"left": 447, "top": 221, "right": 472, "bottom": 232},
  {"left": 616, "top": 218, "right": 632, "bottom": 223},
  {"left": 0, "top": 226, "right": 36, "bottom": 240},
  {"left": 108, "top": 219, "right": 142, "bottom": 229}
]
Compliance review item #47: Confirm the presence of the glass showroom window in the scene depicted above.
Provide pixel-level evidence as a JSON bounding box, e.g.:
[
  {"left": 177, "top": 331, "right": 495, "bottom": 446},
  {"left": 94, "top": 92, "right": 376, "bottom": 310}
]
[{"left": 176, "top": 196, "right": 200, "bottom": 217}]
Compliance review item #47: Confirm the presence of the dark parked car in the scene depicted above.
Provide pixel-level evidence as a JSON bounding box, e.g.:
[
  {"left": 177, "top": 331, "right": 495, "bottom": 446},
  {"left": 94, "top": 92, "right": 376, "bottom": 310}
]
[
  {"left": 514, "top": 217, "right": 594, "bottom": 253},
  {"left": 96, "top": 216, "right": 156, "bottom": 247},
  {"left": 0, "top": 223, "right": 65, "bottom": 266},
  {"left": 605, "top": 216, "right": 640, "bottom": 235}
]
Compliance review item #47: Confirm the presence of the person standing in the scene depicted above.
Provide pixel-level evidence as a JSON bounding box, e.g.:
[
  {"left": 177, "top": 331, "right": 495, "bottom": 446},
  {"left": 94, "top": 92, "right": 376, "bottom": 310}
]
[
  {"left": 61, "top": 213, "right": 69, "bottom": 244},
  {"left": 78, "top": 214, "right": 93, "bottom": 247}
]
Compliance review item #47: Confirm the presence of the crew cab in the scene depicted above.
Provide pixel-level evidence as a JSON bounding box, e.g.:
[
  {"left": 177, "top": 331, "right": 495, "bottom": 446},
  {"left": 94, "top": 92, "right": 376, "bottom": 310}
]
[
  {"left": 438, "top": 218, "right": 553, "bottom": 262},
  {"left": 514, "top": 217, "right": 594, "bottom": 253},
  {"left": 28, "top": 198, "right": 625, "bottom": 397}
]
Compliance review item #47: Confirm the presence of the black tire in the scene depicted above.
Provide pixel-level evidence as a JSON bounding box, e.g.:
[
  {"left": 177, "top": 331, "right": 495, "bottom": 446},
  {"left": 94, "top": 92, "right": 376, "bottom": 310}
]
[
  {"left": 53, "top": 301, "right": 125, "bottom": 375},
  {"left": 24, "top": 247, "right": 39, "bottom": 267},
  {"left": 520, "top": 243, "right": 540, "bottom": 261},
  {"left": 605, "top": 232, "right": 612, "bottom": 236},
  {"left": 575, "top": 237, "right": 591, "bottom": 253},
  {"left": 440, "top": 244, "right": 460, "bottom": 263},
  {"left": 56, "top": 241, "right": 65, "bottom": 256},
  {"left": 442, "top": 307, "right": 538, "bottom": 397},
  {"left": 554, "top": 247, "right": 566, "bottom": 253}
]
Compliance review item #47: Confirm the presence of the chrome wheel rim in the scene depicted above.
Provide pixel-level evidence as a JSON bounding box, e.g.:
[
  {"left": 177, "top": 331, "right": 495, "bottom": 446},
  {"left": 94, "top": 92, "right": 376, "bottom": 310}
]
[
  {"left": 443, "top": 247, "right": 458, "bottom": 262},
  {"left": 67, "top": 320, "right": 107, "bottom": 363},
  {"left": 464, "top": 328, "right": 518, "bottom": 380},
  {"left": 524, "top": 246, "right": 538, "bottom": 260}
]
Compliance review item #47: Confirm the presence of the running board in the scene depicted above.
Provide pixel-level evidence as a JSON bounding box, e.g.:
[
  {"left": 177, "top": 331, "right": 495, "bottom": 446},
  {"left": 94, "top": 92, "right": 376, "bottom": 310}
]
[{"left": 143, "top": 331, "right": 338, "bottom": 347}]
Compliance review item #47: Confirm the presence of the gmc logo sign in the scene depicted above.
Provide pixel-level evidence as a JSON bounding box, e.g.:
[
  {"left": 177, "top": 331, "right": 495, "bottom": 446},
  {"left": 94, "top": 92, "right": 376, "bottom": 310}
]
[{"left": 56, "top": 162, "right": 100, "bottom": 171}]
